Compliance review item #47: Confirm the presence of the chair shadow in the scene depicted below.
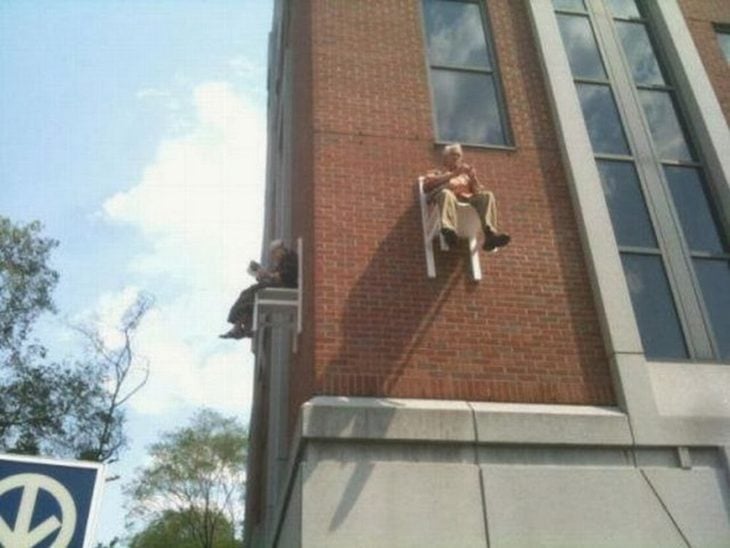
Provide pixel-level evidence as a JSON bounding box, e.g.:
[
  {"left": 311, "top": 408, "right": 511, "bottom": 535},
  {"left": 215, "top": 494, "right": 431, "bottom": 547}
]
[{"left": 309, "top": 201, "right": 480, "bottom": 531}]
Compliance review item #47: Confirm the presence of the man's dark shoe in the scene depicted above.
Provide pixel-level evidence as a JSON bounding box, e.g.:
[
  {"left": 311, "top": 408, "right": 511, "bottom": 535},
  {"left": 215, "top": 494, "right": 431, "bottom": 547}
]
[
  {"left": 440, "top": 228, "right": 459, "bottom": 247},
  {"left": 220, "top": 324, "right": 250, "bottom": 339},
  {"left": 483, "top": 231, "right": 511, "bottom": 252}
]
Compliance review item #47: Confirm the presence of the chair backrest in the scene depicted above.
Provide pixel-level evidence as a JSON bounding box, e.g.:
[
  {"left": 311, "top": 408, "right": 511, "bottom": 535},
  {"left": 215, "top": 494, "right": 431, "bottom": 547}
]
[
  {"left": 417, "top": 177, "right": 429, "bottom": 209},
  {"left": 416, "top": 176, "right": 483, "bottom": 281}
]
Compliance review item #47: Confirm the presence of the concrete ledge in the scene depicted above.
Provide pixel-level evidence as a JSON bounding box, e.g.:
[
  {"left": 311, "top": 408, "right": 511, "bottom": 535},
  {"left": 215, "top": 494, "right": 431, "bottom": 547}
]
[
  {"left": 471, "top": 402, "right": 633, "bottom": 445},
  {"left": 270, "top": 398, "right": 730, "bottom": 547},
  {"left": 300, "top": 396, "right": 475, "bottom": 443},
  {"left": 633, "top": 416, "right": 730, "bottom": 447},
  {"left": 300, "top": 397, "right": 632, "bottom": 446}
]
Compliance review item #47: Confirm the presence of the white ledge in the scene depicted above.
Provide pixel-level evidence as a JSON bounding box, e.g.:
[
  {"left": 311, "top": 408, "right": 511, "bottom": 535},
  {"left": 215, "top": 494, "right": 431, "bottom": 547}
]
[
  {"left": 301, "top": 396, "right": 475, "bottom": 443},
  {"left": 299, "top": 397, "right": 632, "bottom": 446},
  {"left": 471, "top": 402, "right": 632, "bottom": 445}
]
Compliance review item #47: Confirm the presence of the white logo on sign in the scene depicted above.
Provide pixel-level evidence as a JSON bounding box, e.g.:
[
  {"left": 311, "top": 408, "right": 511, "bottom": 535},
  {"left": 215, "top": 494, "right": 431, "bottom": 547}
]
[{"left": 0, "top": 473, "right": 77, "bottom": 547}]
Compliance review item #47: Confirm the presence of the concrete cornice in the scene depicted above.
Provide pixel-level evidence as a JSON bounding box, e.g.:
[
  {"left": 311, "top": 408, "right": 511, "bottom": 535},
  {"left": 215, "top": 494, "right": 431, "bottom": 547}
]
[{"left": 299, "top": 396, "right": 632, "bottom": 446}]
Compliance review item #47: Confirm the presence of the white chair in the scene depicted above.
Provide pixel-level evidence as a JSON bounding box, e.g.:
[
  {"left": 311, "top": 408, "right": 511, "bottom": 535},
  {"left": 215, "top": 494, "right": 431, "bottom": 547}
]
[
  {"left": 417, "top": 177, "right": 482, "bottom": 280},
  {"left": 252, "top": 237, "right": 303, "bottom": 344}
]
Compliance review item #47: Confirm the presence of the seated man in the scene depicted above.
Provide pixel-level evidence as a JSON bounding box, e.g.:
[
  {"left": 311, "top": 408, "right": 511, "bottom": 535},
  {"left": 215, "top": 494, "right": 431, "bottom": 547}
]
[
  {"left": 220, "top": 239, "right": 298, "bottom": 339},
  {"left": 423, "top": 143, "right": 511, "bottom": 252}
]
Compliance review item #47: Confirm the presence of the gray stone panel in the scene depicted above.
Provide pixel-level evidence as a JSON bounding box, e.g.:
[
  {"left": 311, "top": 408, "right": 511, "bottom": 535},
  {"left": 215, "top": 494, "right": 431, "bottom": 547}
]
[
  {"left": 276, "top": 465, "right": 303, "bottom": 548},
  {"left": 481, "top": 466, "right": 686, "bottom": 548},
  {"left": 643, "top": 467, "right": 730, "bottom": 548},
  {"left": 471, "top": 402, "right": 632, "bottom": 445},
  {"left": 300, "top": 461, "right": 486, "bottom": 548},
  {"left": 648, "top": 362, "right": 730, "bottom": 419},
  {"left": 301, "top": 396, "right": 475, "bottom": 442}
]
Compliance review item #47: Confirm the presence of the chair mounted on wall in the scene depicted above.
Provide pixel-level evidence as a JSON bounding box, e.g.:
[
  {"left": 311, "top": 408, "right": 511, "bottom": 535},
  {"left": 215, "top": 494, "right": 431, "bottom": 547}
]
[
  {"left": 251, "top": 237, "right": 303, "bottom": 350},
  {"left": 417, "top": 177, "right": 482, "bottom": 281}
]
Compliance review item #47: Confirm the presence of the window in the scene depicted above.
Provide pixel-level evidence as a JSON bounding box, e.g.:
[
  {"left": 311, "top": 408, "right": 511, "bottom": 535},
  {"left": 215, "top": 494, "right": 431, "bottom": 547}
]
[
  {"left": 716, "top": 25, "right": 730, "bottom": 63},
  {"left": 421, "top": 0, "right": 511, "bottom": 146},
  {"left": 554, "top": 0, "right": 730, "bottom": 361}
]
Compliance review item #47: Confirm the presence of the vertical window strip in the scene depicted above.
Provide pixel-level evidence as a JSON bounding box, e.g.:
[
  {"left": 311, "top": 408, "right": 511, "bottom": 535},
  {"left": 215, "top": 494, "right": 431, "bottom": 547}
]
[
  {"left": 614, "top": 0, "right": 730, "bottom": 359},
  {"left": 716, "top": 26, "right": 730, "bottom": 63},
  {"left": 554, "top": 2, "right": 691, "bottom": 359}
]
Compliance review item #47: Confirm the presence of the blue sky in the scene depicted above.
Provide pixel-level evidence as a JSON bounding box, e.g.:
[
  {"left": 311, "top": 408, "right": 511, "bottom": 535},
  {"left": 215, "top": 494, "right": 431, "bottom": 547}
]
[{"left": 1, "top": 0, "right": 272, "bottom": 542}]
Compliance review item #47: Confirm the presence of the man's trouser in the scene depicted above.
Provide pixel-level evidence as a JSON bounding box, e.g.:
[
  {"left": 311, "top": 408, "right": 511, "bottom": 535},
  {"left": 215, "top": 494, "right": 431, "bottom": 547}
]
[{"left": 434, "top": 189, "right": 498, "bottom": 234}]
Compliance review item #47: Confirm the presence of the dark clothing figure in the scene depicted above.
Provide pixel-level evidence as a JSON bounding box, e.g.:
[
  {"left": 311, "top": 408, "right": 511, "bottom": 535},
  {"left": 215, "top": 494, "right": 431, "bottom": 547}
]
[{"left": 221, "top": 245, "right": 298, "bottom": 339}]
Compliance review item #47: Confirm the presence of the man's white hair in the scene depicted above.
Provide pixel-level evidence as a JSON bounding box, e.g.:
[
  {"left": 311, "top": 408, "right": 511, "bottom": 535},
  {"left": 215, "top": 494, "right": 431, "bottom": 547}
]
[
  {"left": 443, "top": 143, "right": 463, "bottom": 157},
  {"left": 269, "top": 238, "right": 285, "bottom": 250}
]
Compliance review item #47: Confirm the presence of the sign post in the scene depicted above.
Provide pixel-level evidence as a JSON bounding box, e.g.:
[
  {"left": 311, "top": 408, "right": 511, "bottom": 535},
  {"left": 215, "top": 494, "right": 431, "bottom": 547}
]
[{"left": 0, "top": 454, "right": 105, "bottom": 548}]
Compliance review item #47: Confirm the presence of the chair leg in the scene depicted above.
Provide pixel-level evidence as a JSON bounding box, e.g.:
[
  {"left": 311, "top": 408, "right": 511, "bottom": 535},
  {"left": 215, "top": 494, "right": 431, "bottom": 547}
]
[
  {"left": 425, "top": 237, "right": 436, "bottom": 278},
  {"left": 469, "top": 237, "right": 482, "bottom": 281}
]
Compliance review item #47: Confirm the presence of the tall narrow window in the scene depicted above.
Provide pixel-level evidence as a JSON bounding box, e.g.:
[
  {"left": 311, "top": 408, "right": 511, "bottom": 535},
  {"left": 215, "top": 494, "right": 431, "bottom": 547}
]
[
  {"left": 422, "top": 0, "right": 511, "bottom": 146},
  {"left": 554, "top": 0, "right": 730, "bottom": 361},
  {"left": 716, "top": 25, "right": 730, "bottom": 63}
]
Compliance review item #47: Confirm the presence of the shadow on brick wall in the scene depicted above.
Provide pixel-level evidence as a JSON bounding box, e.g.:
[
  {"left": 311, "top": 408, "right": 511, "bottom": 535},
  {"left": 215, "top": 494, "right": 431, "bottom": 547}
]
[
  {"left": 321, "top": 202, "right": 475, "bottom": 396},
  {"left": 311, "top": 202, "right": 477, "bottom": 530}
]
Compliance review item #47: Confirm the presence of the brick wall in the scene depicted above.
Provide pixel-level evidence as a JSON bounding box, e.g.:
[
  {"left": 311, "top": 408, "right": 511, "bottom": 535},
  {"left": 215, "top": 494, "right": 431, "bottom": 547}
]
[
  {"left": 679, "top": 0, "right": 730, "bottom": 121},
  {"left": 284, "top": 0, "right": 615, "bottom": 407}
]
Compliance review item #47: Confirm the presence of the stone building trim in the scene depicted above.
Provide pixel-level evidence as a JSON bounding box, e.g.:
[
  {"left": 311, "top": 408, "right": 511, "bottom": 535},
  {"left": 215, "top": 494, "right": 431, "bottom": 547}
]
[{"left": 525, "top": 0, "right": 730, "bottom": 446}]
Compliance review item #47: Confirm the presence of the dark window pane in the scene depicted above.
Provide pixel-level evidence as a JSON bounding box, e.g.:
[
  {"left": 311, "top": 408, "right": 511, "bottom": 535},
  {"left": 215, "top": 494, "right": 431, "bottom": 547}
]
[
  {"left": 694, "top": 259, "right": 730, "bottom": 360},
  {"left": 557, "top": 15, "right": 607, "bottom": 80},
  {"left": 552, "top": 0, "right": 586, "bottom": 11},
  {"left": 431, "top": 70, "right": 506, "bottom": 145},
  {"left": 622, "top": 254, "right": 688, "bottom": 359},
  {"left": 665, "top": 166, "right": 728, "bottom": 254},
  {"left": 606, "top": 0, "right": 642, "bottom": 20},
  {"left": 597, "top": 161, "right": 657, "bottom": 248},
  {"left": 577, "top": 84, "right": 630, "bottom": 155},
  {"left": 718, "top": 31, "right": 730, "bottom": 63},
  {"left": 639, "top": 90, "right": 694, "bottom": 162},
  {"left": 423, "top": 0, "right": 490, "bottom": 69},
  {"left": 616, "top": 22, "right": 665, "bottom": 86}
]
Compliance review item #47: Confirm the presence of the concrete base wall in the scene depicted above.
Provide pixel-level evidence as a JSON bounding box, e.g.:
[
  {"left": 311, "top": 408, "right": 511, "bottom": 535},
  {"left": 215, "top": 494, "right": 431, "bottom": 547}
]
[{"left": 268, "top": 397, "right": 730, "bottom": 548}]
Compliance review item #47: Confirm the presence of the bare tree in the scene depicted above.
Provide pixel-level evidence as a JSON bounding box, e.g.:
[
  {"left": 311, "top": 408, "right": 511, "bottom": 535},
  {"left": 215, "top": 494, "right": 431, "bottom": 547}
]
[
  {"left": 0, "top": 215, "right": 152, "bottom": 462},
  {"left": 62, "top": 293, "right": 154, "bottom": 464}
]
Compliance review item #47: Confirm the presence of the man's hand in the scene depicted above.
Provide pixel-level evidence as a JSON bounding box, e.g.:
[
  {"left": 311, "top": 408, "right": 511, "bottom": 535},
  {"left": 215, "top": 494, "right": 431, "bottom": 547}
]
[
  {"left": 256, "top": 269, "right": 279, "bottom": 283},
  {"left": 454, "top": 164, "right": 476, "bottom": 178},
  {"left": 423, "top": 170, "right": 454, "bottom": 193}
]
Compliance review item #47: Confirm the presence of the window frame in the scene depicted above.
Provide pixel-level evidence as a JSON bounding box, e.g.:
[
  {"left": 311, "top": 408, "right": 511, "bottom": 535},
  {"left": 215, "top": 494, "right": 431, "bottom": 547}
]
[
  {"left": 420, "top": 0, "right": 514, "bottom": 149},
  {"left": 555, "top": 0, "right": 730, "bottom": 362},
  {"left": 714, "top": 24, "right": 730, "bottom": 63}
]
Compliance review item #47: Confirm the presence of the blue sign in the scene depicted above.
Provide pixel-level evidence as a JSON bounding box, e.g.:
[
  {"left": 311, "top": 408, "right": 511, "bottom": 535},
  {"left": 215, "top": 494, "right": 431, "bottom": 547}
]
[{"left": 0, "top": 454, "right": 105, "bottom": 548}]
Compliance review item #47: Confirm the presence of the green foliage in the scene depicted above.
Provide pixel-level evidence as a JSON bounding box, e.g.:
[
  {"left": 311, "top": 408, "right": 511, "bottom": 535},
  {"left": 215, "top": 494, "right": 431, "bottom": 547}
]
[
  {"left": 0, "top": 216, "right": 58, "bottom": 365},
  {"left": 126, "top": 409, "right": 248, "bottom": 548},
  {"left": 94, "top": 538, "right": 120, "bottom": 548},
  {"left": 129, "top": 509, "right": 238, "bottom": 548},
  {"left": 0, "top": 215, "right": 150, "bottom": 462}
]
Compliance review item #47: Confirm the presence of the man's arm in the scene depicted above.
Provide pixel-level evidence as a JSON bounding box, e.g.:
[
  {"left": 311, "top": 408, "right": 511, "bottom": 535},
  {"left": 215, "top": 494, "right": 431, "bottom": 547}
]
[
  {"left": 255, "top": 268, "right": 281, "bottom": 284},
  {"left": 464, "top": 164, "right": 485, "bottom": 193},
  {"left": 422, "top": 170, "right": 454, "bottom": 193}
]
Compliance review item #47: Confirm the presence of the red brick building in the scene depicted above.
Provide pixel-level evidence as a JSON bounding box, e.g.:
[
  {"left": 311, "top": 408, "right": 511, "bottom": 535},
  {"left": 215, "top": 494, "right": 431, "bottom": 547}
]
[{"left": 245, "top": 1, "right": 730, "bottom": 546}]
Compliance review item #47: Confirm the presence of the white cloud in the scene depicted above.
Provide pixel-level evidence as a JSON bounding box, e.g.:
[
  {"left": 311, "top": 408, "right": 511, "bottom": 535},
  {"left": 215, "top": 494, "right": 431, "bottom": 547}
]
[
  {"left": 122, "top": 297, "right": 255, "bottom": 415},
  {"left": 98, "top": 80, "right": 266, "bottom": 417}
]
